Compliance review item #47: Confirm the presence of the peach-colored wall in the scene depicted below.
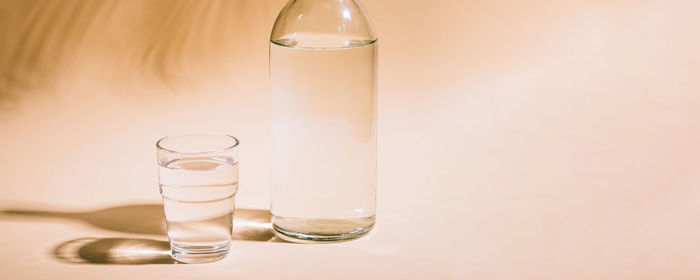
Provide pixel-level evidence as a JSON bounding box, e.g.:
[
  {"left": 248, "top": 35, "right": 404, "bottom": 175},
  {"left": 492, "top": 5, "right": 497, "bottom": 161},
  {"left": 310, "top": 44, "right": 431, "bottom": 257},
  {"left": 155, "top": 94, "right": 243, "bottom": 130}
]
[{"left": 1, "top": 0, "right": 700, "bottom": 278}]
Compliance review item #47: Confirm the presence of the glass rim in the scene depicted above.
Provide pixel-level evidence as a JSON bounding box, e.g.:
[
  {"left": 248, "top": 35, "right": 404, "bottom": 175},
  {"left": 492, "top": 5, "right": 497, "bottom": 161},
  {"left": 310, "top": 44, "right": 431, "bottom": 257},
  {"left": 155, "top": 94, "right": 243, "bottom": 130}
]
[{"left": 156, "top": 133, "right": 240, "bottom": 155}]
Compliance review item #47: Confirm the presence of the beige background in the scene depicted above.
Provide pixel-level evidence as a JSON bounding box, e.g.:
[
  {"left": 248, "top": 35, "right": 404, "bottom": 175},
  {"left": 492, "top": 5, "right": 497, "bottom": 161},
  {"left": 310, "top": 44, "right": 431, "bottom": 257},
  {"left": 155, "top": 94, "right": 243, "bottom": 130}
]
[{"left": 1, "top": 0, "right": 700, "bottom": 279}]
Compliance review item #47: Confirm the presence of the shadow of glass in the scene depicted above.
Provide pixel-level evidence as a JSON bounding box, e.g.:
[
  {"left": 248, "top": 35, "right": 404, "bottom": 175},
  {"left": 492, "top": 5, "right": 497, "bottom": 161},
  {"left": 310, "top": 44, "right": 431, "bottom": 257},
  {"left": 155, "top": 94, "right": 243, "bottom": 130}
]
[
  {"left": 53, "top": 237, "right": 177, "bottom": 265},
  {"left": 1, "top": 203, "right": 281, "bottom": 242}
]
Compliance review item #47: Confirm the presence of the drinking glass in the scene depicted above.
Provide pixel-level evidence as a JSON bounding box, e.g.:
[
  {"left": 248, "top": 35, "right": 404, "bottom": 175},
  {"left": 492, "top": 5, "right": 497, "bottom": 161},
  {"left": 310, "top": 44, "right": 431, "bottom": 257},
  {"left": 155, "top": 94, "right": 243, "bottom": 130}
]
[{"left": 156, "top": 134, "right": 239, "bottom": 263}]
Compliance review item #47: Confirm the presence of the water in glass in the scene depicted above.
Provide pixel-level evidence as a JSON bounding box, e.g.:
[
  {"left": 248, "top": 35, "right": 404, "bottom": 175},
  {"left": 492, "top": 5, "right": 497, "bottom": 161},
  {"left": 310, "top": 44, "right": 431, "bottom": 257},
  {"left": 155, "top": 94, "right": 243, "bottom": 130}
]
[{"left": 158, "top": 157, "right": 238, "bottom": 263}]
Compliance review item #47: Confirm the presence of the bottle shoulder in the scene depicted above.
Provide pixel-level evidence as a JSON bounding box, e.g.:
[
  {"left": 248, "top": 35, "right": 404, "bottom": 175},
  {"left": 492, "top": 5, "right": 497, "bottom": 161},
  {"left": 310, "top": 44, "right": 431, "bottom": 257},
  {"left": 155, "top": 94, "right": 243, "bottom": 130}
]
[{"left": 271, "top": 0, "right": 376, "bottom": 49}]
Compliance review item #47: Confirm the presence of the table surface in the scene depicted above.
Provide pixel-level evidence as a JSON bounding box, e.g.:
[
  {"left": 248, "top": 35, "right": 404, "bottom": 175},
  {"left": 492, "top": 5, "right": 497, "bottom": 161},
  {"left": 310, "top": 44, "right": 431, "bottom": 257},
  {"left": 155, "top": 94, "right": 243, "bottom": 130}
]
[{"left": 1, "top": 0, "right": 700, "bottom": 279}]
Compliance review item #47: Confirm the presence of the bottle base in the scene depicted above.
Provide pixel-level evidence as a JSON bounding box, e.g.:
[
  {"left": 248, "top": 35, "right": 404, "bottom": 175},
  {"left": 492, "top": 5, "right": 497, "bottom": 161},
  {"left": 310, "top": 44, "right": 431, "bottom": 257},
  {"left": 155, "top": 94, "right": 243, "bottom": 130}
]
[{"left": 272, "top": 216, "right": 375, "bottom": 243}]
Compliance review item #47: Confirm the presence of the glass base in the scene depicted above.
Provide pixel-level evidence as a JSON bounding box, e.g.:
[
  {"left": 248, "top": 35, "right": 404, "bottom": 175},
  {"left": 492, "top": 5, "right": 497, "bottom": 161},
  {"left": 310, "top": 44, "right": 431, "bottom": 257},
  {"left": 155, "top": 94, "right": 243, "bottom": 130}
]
[
  {"left": 170, "top": 242, "right": 230, "bottom": 264},
  {"left": 272, "top": 218, "right": 374, "bottom": 243}
]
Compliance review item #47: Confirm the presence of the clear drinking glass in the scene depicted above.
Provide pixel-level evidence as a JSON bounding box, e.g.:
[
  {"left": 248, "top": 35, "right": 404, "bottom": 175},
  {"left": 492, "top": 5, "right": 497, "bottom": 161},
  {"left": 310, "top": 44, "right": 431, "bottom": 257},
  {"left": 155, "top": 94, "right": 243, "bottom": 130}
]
[{"left": 156, "top": 134, "right": 239, "bottom": 263}]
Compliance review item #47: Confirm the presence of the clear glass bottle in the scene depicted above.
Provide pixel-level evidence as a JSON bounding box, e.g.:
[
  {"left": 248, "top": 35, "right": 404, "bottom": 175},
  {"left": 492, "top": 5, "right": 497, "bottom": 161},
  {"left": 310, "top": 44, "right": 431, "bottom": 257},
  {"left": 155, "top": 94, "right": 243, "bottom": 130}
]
[{"left": 269, "top": 0, "right": 377, "bottom": 242}]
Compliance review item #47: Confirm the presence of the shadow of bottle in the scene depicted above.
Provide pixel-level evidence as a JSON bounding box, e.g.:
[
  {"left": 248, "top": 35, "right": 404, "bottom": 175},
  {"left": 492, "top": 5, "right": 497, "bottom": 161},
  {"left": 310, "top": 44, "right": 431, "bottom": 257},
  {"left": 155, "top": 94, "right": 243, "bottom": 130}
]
[
  {"left": 1, "top": 203, "right": 284, "bottom": 265},
  {"left": 1, "top": 203, "right": 276, "bottom": 241},
  {"left": 3, "top": 204, "right": 168, "bottom": 235}
]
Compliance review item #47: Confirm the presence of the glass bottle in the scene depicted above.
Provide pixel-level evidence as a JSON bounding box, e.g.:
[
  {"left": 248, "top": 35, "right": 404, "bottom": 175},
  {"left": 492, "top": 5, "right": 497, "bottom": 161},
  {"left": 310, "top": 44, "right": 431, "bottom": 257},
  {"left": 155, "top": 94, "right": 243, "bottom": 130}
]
[{"left": 269, "top": 0, "right": 377, "bottom": 242}]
